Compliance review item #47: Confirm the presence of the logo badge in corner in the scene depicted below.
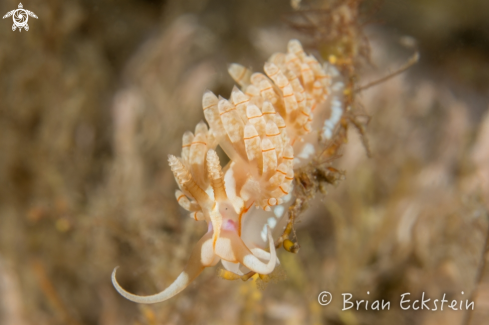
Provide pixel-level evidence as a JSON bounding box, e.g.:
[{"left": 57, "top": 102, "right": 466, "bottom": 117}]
[{"left": 3, "top": 3, "right": 38, "bottom": 32}]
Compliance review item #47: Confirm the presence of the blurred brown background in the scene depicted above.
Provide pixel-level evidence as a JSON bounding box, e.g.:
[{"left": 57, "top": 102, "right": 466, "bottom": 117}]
[{"left": 0, "top": 0, "right": 488, "bottom": 324}]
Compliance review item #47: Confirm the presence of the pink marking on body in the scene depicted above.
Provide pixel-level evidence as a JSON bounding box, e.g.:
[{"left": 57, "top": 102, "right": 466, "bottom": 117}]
[{"left": 223, "top": 219, "right": 237, "bottom": 232}]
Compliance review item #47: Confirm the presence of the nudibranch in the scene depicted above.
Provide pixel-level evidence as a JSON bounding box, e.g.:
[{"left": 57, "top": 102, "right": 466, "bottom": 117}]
[
  {"left": 112, "top": 39, "right": 344, "bottom": 303},
  {"left": 112, "top": 90, "right": 293, "bottom": 304}
]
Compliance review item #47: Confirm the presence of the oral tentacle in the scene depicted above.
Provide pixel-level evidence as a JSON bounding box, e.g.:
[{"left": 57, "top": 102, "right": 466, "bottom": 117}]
[
  {"left": 214, "top": 226, "right": 276, "bottom": 274},
  {"left": 250, "top": 247, "right": 273, "bottom": 261},
  {"left": 112, "top": 231, "right": 217, "bottom": 304},
  {"left": 239, "top": 226, "right": 277, "bottom": 274}
]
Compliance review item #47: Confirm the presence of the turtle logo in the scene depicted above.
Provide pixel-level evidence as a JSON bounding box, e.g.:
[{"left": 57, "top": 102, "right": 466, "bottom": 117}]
[{"left": 3, "top": 3, "right": 38, "bottom": 32}]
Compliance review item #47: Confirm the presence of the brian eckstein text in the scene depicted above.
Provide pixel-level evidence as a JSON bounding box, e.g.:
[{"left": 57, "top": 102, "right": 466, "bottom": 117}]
[{"left": 342, "top": 292, "right": 474, "bottom": 311}]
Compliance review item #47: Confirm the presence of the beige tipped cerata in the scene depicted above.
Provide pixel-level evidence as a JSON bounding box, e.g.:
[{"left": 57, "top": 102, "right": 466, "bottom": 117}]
[
  {"left": 206, "top": 149, "right": 227, "bottom": 202},
  {"left": 228, "top": 63, "right": 252, "bottom": 87}
]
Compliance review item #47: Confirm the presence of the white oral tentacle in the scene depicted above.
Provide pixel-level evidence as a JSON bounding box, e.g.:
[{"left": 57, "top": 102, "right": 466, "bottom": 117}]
[
  {"left": 250, "top": 247, "right": 272, "bottom": 260},
  {"left": 111, "top": 231, "right": 217, "bottom": 304},
  {"left": 240, "top": 226, "right": 277, "bottom": 274}
]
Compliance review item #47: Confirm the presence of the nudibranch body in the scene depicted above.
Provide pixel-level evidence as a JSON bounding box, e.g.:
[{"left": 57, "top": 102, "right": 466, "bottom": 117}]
[{"left": 112, "top": 39, "right": 344, "bottom": 303}]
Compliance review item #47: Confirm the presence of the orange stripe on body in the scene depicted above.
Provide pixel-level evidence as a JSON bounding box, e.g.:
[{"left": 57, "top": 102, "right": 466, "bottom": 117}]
[
  {"left": 244, "top": 134, "right": 260, "bottom": 140},
  {"left": 238, "top": 201, "right": 254, "bottom": 237},
  {"left": 267, "top": 132, "right": 281, "bottom": 137},
  {"left": 219, "top": 108, "right": 235, "bottom": 116},
  {"left": 235, "top": 99, "right": 250, "bottom": 106},
  {"left": 248, "top": 114, "right": 263, "bottom": 120}
]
